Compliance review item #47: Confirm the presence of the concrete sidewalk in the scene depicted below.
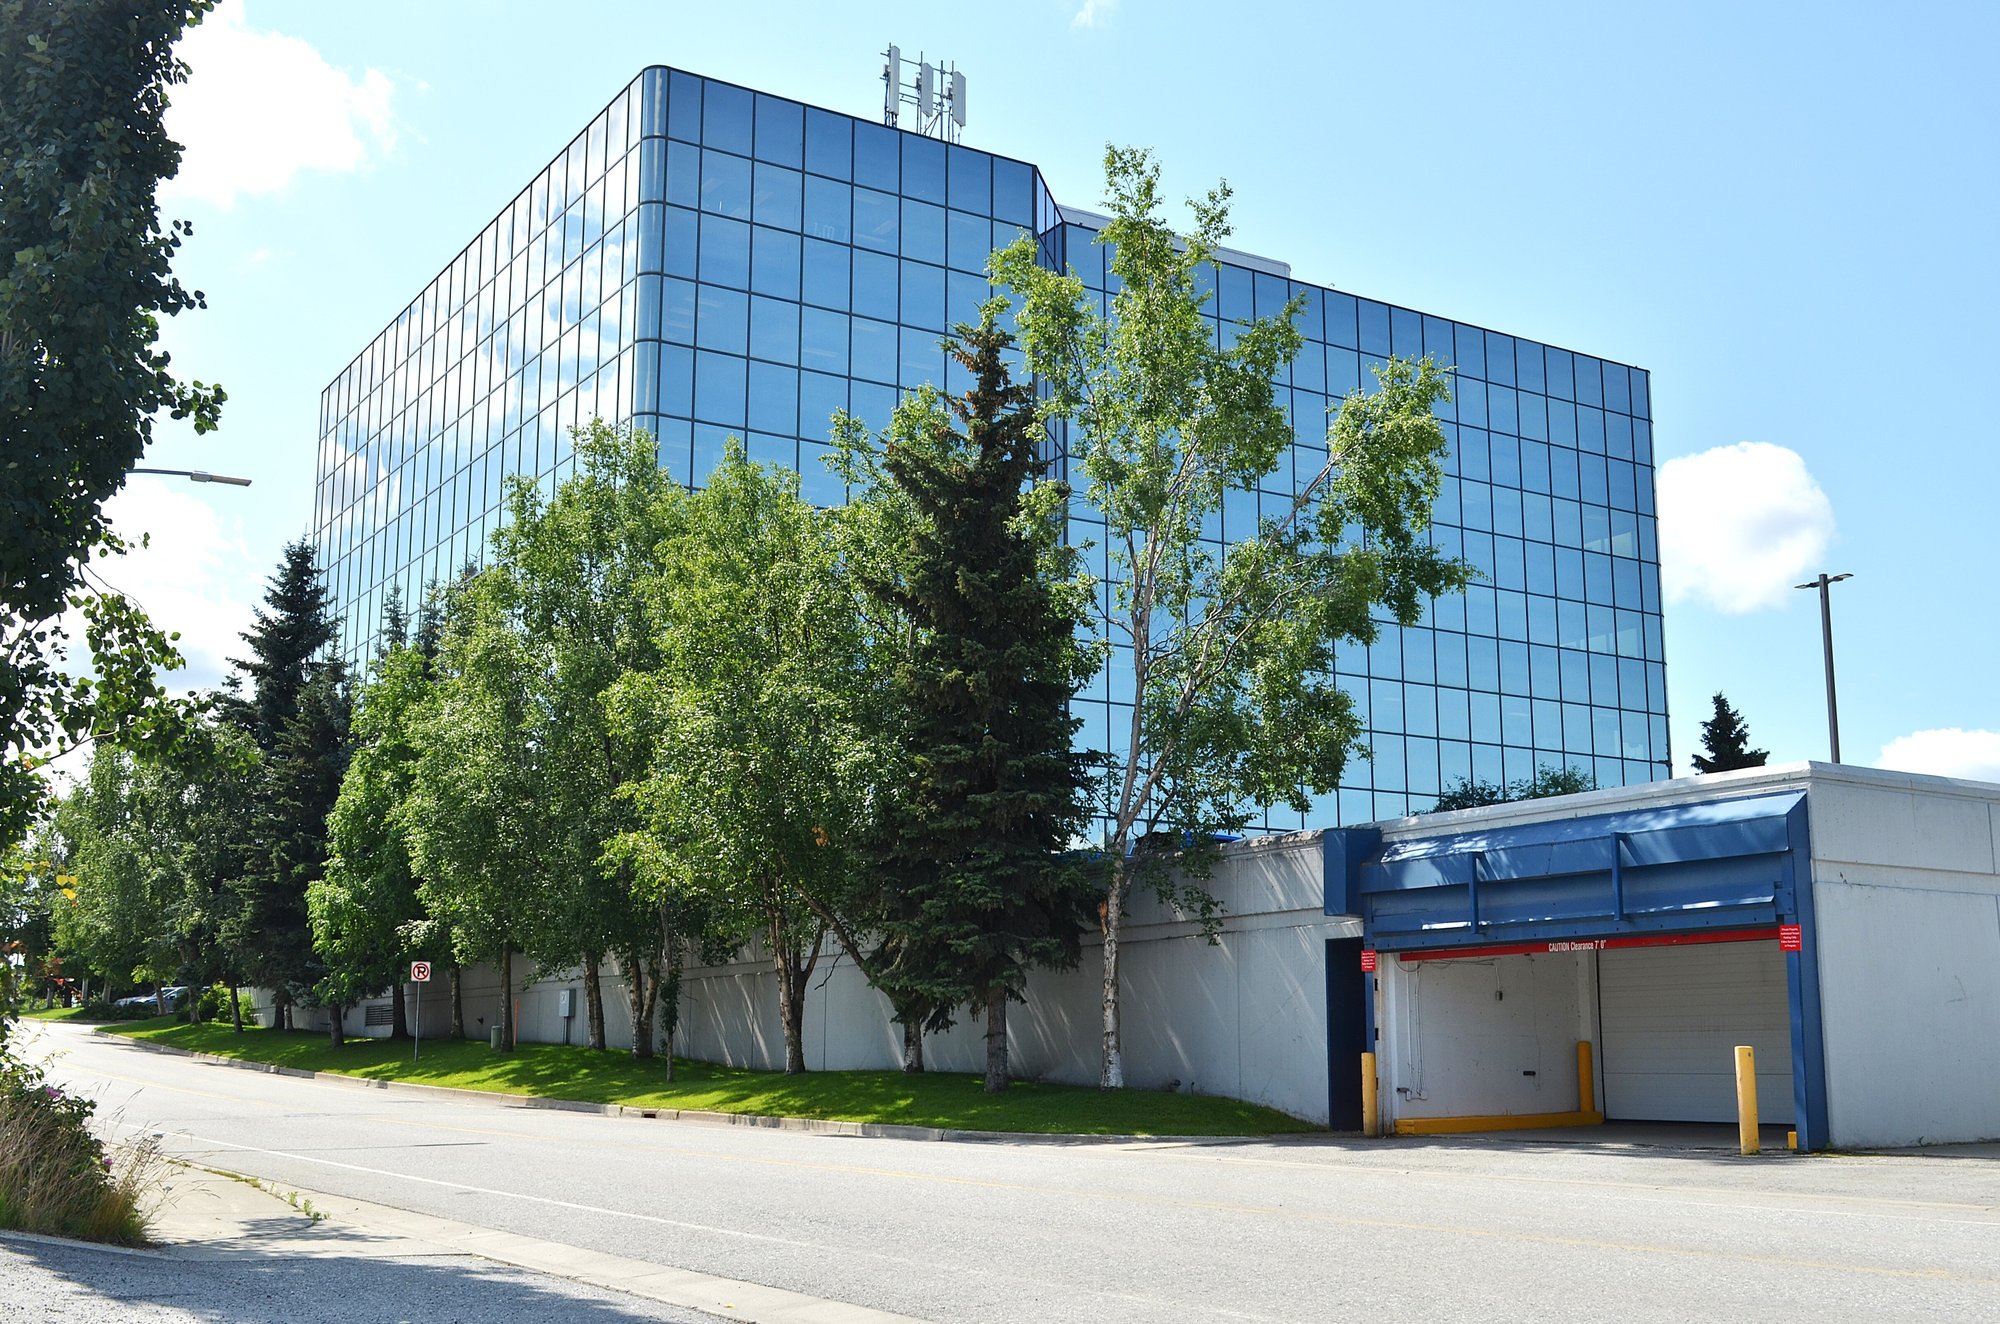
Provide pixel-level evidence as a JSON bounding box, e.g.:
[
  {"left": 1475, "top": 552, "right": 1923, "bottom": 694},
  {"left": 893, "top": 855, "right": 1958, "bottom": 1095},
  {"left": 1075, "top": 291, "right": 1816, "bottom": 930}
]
[{"left": 0, "top": 1161, "right": 930, "bottom": 1324}]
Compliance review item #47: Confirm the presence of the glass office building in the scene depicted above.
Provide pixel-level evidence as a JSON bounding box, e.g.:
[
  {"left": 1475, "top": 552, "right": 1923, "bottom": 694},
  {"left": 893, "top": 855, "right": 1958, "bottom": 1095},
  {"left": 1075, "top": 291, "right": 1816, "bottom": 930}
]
[{"left": 314, "top": 66, "right": 1667, "bottom": 829}]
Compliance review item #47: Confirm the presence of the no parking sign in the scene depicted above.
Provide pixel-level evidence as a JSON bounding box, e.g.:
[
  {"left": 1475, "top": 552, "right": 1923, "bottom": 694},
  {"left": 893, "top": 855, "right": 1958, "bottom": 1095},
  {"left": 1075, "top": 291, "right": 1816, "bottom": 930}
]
[{"left": 411, "top": 960, "right": 431, "bottom": 982}]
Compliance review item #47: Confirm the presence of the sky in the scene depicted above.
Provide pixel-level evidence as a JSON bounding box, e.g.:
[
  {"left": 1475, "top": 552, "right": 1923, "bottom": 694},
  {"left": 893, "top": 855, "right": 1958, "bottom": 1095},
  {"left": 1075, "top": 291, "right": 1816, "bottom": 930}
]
[{"left": 115, "top": 0, "right": 2000, "bottom": 784}]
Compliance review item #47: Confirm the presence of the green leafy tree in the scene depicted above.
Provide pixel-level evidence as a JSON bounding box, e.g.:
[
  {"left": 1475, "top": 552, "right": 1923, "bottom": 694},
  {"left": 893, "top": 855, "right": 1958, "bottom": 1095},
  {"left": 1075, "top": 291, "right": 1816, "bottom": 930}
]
[
  {"left": 479, "top": 423, "right": 709, "bottom": 1062},
  {"left": 1429, "top": 763, "right": 1596, "bottom": 813},
  {"left": 613, "top": 441, "right": 872, "bottom": 1075},
  {"left": 49, "top": 749, "right": 182, "bottom": 1004},
  {"left": 994, "top": 147, "right": 1471, "bottom": 1087},
  {"left": 401, "top": 573, "right": 544, "bottom": 1054},
  {"left": 848, "top": 315, "right": 1098, "bottom": 1094},
  {"left": 1692, "top": 692, "right": 1768, "bottom": 773},
  {"left": 0, "top": 0, "right": 225, "bottom": 849},
  {"left": 313, "top": 599, "right": 431, "bottom": 1042}
]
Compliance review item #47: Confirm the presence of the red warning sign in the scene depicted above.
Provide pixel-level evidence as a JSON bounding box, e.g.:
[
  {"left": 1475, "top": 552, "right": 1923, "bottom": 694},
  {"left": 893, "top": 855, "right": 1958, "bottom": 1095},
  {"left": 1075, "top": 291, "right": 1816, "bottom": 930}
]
[
  {"left": 1360, "top": 949, "right": 1378, "bottom": 973},
  {"left": 1778, "top": 925, "right": 1802, "bottom": 952}
]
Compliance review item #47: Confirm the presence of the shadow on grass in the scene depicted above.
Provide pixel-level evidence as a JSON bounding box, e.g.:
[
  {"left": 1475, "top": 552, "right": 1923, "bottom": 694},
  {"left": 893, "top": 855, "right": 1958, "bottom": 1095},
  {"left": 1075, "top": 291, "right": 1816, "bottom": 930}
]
[{"left": 102, "top": 1022, "right": 1312, "bottom": 1137}]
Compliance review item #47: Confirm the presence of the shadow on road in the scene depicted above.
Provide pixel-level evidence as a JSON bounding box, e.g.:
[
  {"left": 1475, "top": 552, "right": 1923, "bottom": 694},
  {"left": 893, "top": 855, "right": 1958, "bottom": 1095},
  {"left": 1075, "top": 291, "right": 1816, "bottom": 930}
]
[{"left": 0, "top": 1232, "right": 722, "bottom": 1324}]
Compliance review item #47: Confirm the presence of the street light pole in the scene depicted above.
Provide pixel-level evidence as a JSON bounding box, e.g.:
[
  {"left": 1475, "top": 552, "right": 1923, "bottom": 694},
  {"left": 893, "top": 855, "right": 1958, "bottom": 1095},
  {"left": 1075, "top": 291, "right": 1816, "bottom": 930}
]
[
  {"left": 130, "top": 466, "right": 252, "bottom": 487},
  {"left": 1794, "top": 572, "right": 1853, "bottom": 763}
]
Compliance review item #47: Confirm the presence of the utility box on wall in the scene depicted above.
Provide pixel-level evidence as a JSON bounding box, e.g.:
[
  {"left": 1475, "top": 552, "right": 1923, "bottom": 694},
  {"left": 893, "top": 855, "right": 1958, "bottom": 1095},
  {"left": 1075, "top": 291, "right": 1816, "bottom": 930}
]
[{"left": 558, "top": 988, "right": 574, "bottom": 1019}]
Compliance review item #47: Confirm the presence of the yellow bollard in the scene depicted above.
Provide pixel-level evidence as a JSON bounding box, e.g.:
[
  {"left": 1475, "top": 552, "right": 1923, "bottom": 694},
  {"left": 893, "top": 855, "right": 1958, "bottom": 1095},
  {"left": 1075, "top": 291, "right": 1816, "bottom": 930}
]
[
  {"left": 1735, "top": 1045, "right": 1760, "bottom": 1155},
  {"left": 1575, "top": 1040, "right": 1598, "bottom": 1120},
  {"left": 1361, "top": 1051, "right": 1379, "bottom": 1138}
]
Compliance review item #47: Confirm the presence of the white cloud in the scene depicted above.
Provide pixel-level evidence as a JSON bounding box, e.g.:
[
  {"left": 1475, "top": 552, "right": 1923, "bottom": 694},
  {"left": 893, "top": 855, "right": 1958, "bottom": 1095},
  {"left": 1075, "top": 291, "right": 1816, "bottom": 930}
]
[
  {"left": 163, "top": 1, "right": 397, "bottom": 208},
  {"left": 89, "top": 482, "right": 260, "bottom": 695},
  {"left": 1877, "top": 729, "right": 2000, "bottom": 785},
  {"left": 1072, "top": 0, "right": 1120, "bottom": 29},
  {"left": 1656, "top": 442, "right": 1835, "bottom": 614}
]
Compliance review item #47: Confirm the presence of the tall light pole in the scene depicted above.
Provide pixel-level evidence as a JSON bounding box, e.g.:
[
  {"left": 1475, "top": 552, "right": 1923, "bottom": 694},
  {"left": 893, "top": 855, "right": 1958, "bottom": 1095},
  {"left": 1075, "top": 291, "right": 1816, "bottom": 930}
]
[
  {"left": 1794, "top": 572, "right": 1853, "bottom": 763},
  {"left": 130, "top": 466, "right": 252, "bottom": 486}
]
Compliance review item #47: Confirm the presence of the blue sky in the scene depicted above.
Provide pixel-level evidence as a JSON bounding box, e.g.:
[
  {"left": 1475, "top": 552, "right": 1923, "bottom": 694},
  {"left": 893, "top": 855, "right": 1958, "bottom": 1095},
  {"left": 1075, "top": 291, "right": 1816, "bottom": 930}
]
[{"left": 123, "top": 0, "right": 2000, "bottom": 783}]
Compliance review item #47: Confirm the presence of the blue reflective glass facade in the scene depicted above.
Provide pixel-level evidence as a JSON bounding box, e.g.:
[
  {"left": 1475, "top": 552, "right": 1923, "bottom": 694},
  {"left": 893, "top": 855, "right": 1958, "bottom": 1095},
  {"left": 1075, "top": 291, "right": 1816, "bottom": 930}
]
[{"left": 316, "top": 66, "right": 1667, "bottom": 830}]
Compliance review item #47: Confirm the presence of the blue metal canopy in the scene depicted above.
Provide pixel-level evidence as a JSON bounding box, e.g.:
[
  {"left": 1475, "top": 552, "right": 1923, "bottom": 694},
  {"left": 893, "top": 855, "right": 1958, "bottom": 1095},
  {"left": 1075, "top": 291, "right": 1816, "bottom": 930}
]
[{"left": 1325, "top": 791, "right": 1809, "bottom": 952}]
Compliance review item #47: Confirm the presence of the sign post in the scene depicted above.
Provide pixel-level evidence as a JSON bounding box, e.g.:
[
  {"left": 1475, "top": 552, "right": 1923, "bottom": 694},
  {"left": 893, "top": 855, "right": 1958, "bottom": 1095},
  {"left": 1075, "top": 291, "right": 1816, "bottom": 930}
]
[{"left": 410, "top": 961, "right": 432, "bottom": 1060}]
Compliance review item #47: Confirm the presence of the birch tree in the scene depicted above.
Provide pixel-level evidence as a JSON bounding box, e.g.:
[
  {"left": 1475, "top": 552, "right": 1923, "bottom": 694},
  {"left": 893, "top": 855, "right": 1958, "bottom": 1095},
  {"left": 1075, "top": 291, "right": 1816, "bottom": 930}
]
[
  {"left": 612, "top": 441, "right": 873, "bottom": 1075},
  {"left": 994, "top": 147, "right": 1470, "bottom": 1088}
]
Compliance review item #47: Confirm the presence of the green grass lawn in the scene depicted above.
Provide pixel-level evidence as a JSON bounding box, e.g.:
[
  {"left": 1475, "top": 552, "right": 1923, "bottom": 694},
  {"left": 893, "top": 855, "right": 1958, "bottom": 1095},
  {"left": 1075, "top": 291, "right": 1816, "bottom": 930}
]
[
  {"left": 101, "top": 1020, "right": 1314, "bottom": 1136},
  {"left": 18, "top": 1005, "right": 100, "bottom": 1022}
]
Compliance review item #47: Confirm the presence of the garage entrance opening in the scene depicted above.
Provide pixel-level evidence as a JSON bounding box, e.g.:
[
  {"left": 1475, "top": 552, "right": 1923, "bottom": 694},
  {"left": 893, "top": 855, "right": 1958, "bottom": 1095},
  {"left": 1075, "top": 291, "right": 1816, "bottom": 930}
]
[{"left": 1379, "top": 928, "right": 1794, "bottom": 1135}]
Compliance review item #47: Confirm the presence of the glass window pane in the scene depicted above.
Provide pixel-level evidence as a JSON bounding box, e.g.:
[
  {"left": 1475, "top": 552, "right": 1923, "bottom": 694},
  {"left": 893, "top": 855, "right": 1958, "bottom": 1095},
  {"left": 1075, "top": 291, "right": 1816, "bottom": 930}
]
[
  {"left": 854, "top": 187, "right": 898, "bottom": 253},
  {"left": 700, "top": 149, "right": 750, "bottom": 218},
  {"left": 853, "top": 122, "right": 898, "bottom": 191},
  {"left": 701, "top": 81, "right": 752, "bottom": 155},
  {"left": 851, "top": 316, "right": 896, "bottom": 384},
  {"left": 750, "top": 225, "right": 800, "bottom": 300},
  {"left": 852, "top": 248, "right": 897, "bottom": 321},
  {"left": 947, "top": 144, "right": 991, "bottom": 215},
  {"left": 900, "top": 260, "right": 943, "bottom": 330},
  {"left": 803, "top": 107, "right": 851, "bottom": 180},
  {"left": 800, "top": 307, "right": 847, "bottom": 374},
  {"left": 803, "top": 176, "right": 850, "bottom": 244},
  {"left": 752, "top": 163, "right": 802, "bottom": 230},
  {"left": 698, "top": 214, "right": 749, "bottom": 288},
  {"left": 692, "top": 349, "right": 744, "bottom": 425},
  {"left": 901, "top": 134, "right": 945, "bottom": 204},
  {"left": 752, "top": 94, "right": 803, "bottom": 168},
  {"left": 748, "top": 295, "right": 797, "bottom": 365},
  {"left": 901, "top": 199, "right": 945, "bottom": 263},
  {"left": 747, "top": 360, "right": 798, "bottom": 435},
  {"left": 801, "top": 237, "right": 849, "bottom": 309}
]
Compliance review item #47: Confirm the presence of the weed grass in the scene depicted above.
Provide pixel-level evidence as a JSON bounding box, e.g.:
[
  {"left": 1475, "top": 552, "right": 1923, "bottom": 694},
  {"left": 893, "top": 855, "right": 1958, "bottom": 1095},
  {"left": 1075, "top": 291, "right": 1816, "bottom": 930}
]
[{"left": 104, "top": 1021, "right": 1313, "bottom": 1136}]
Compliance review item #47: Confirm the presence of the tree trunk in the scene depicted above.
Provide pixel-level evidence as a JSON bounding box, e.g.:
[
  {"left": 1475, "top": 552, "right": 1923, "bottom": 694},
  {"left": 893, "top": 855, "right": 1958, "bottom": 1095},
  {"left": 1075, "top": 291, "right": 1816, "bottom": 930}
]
[
  {"left": 900, "top": 1014, "right": 926, "bottom": 1073},
  {"left": 583, "top": 951, "right": 607, "bottom": 1050},
  {"left": 228, "top": 981, "right": 243, "bottom": 1033},
  {"left": 623, "top": 941, "right": 661, "bottom": 1060},
  {"left": 1101, "top": 865, "right": 1126, "bottom": 1089},
  {"left": 657, "top": 923, "right": 682, "bottom": 1082},
  {"left": 776, "top": 949, "right": 807, "bottom": 1075},
  {"left": 328, "top": 1003, "right": 345, "bottom": 1047},
  {"left": 983, "top": 984, "right": 1009, "bottom": 1095},
  {"left": 390, "top": 977, "right": 409, "bottom": 1040},
  {"left": 767, "top": 878, "right": 824, "bottom": 1076},
  {"left": 449, "top": 965, "right": 465, "bottom": 1039},
  {"left": 496, "top": 946, "right": 515, "bottom": 1052}
]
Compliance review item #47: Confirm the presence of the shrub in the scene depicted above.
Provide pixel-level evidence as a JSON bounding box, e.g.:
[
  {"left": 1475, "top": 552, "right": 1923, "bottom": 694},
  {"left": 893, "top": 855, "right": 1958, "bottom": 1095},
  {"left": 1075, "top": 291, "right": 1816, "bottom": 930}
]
[
  {"left": 0, "top": 1042, "right": 161, "bottom": 1244},
  {"left": 189, "top": 985, "right": 256, "bottom": 1026}
]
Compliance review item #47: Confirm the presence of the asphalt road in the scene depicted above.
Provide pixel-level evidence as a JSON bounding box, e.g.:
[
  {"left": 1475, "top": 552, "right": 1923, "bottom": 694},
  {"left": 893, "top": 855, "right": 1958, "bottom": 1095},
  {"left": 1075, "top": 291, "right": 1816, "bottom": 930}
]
[
  {"left": 23, "top": 1020, "right": 2000, "bottom": 1323},
  {"left": 1, "top": 1235, "right": 726, "bottom": 1324}
]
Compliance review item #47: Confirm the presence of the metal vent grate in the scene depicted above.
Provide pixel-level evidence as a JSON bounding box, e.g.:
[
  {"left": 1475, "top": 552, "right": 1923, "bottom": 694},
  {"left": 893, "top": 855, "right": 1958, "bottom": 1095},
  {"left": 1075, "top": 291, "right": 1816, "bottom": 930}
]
[{"left": 363, "top": 1002, "right": 394, "bottom": 1027}]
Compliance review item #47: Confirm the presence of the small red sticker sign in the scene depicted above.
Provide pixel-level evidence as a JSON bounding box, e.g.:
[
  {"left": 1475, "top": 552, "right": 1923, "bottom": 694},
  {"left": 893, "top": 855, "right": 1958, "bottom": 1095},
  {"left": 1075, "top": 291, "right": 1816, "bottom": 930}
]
[
  {"left": 1778, "top": 925, "right": 1802, "bottom": 952},
  {"left": 410, "top": 960, "right": 432, "bottom": 982},
  {"left": 1360, "top": 949, "right": 1378, "bottom": 973}
]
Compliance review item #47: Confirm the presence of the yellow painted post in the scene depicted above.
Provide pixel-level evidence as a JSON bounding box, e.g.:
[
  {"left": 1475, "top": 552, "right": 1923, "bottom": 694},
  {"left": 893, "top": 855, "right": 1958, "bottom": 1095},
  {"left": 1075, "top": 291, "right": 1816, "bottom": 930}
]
[
  {"left": 1361, "top": 1052, "right": 1379, "bottom": 1138},
  {"left": 1575, "top": 1040, "right": 1597, "bottom": 1119},
  {"left": 1735, "top": 1045, "right": 1760, "bottom": 1155}
]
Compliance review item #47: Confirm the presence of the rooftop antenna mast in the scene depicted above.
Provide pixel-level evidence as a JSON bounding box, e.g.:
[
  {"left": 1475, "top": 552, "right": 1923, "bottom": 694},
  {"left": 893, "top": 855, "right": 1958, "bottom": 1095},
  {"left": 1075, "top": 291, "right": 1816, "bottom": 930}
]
[{"left": 881, "top": 44, "right": 966, "bottom": 142}]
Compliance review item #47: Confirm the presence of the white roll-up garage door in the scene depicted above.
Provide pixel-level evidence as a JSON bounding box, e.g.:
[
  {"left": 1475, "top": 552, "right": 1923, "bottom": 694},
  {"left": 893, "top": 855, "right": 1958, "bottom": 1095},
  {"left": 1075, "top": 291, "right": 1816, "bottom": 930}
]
[{"left": 1598, "top": 940, "right": 1793, "bottom": 1123}]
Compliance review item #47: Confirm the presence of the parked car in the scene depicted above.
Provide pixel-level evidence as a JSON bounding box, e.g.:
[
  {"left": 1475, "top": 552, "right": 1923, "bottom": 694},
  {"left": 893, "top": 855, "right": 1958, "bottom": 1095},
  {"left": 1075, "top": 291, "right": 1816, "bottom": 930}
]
[{"left": 112, "top": 986, "right": 189, "bottom": 1014}]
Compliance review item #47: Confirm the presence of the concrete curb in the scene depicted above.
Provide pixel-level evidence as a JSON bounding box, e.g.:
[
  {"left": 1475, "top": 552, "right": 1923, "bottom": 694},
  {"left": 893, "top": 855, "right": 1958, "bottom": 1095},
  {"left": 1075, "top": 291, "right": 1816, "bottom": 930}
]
[{"left": 97, "top": 1028, "right": 1257, "bottom": 1147}]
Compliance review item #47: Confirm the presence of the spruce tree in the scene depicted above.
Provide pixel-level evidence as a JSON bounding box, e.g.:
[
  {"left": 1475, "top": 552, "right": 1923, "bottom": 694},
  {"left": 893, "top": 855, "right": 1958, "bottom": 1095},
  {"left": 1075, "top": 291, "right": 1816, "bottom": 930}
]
[
  {"left": 1693, "top": 692, "right": 1769, "bottom": 773},
  {"left": 223, "top": 541, "right": 343, "bottom": 1027},
  {"left": 864, "top": 312, "right": 1097, "bottom": 1094}
]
